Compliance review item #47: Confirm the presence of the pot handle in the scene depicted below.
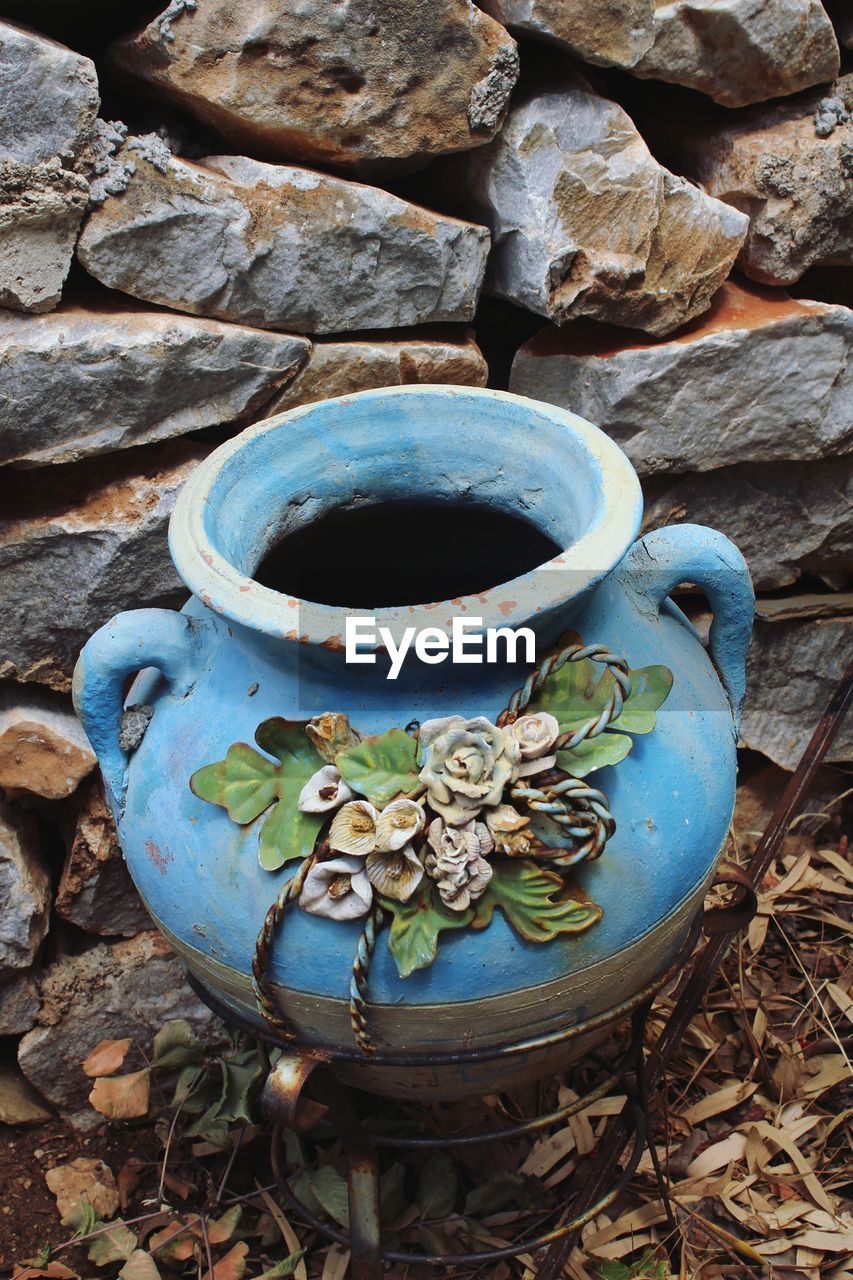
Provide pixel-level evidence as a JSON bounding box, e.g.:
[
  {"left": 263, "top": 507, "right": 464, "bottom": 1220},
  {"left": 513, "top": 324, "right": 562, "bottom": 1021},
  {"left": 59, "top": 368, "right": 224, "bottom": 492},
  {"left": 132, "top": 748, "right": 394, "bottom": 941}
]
[
  {"left": 617, "top": 523, "right": 754, "bottom": 732},
  {"left": 73, "top": 608, "right": 204, "bottom": 810}
]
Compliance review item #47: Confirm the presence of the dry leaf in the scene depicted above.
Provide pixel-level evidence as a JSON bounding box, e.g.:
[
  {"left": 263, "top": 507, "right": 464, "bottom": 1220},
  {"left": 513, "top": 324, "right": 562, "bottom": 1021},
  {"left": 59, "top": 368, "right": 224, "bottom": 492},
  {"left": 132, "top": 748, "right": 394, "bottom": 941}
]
[
  {"left": 13, "top": 1265, "right": 78, "bottom": 1279},
  {"left": 82, "top": 1038, "right": 133, "bottom": 1078},
  {"left": 45, "top": 1157, "right": 119, "bottom": 1222},
  {"left": 119, "top": 1252, "right": 162, "bottom": 1280},
  {"left": 203, "top": 1241, "right": 249, "bottom": 1280},
  {"left": 681, "top": 1081, "right": 759, "bottom": 1126},
  {"left": 686, "top": 1132, "right": 748, "bottom": 1178},
  {"left": 255, "top": 1184, "right": 308, "bottom": 1280},
  {"left": 89, "top": 1069, "right": 151, "bottom": 1120},
  {"left": 320, "top": 1247, "right": 350, "bottom": 1280}
]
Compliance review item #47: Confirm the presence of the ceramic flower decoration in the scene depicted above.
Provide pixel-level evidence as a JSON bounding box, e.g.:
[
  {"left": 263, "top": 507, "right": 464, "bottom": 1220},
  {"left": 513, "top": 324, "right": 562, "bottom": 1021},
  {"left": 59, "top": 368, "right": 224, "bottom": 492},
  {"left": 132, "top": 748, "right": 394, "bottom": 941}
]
[
  {"left": 418, "top": 715, "right": 520, "bottom": 824},
  {"left": 190, "top": 633, "right": 674, "bottom": 1052}
]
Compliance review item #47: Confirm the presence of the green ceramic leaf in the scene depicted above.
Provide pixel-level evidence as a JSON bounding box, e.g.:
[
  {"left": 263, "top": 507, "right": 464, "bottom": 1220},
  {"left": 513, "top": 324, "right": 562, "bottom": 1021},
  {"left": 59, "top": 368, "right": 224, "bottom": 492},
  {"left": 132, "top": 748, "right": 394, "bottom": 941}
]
[
  {"left": 526, "top": 639, "right": 673, "bottom": 776},
  {"left": 190, "top": 743, "right": 279, "bottom": 823},
  {"left": 190, "top": 719, "right": 326, "bottom": 871},
  {"left": 472, "top": 860, "right": 603, "bottom": 943},
  {"left": 257, "top": 796, "right": 324, "bottom": 872},
  {"left": 555, "top": 733, "right": 633, "bottom": 778},
  {"left": 382, "top": 880, "right": 473, "bottom": 978},
  {"left": 608, "top": 664, "right": 674, "bottom": 734},
  {"left": 336, "top": 728, "right": 422, "bottom": 805}
]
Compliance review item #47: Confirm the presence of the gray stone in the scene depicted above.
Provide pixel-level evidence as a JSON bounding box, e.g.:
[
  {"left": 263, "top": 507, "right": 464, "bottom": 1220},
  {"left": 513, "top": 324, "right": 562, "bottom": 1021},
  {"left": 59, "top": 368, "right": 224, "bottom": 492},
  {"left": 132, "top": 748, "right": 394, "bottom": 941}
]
[
  {"left": 0, "top": 686, "right": 96, "bottom": 799},
  {"left": 0, "top": 21, "right": 99, "bottom": 165},
  {"left": 631, "top": 0, "right": 839, "bottom": 106},
  {"left": 643, "top": 458, "right": 853, "bottom": 592},
  {"left": 677, "top": 75, "right": 853, "bottom": 285},
  {"left": 0, "top": 802, "right": 49, "bottom": 977},
  {"left": 77, "top": 142, "right": 490, "bottom": 334},
  {"left": 478, "top": 0, "right": 654, "bottom": 66},
  {"left": 740, "top": 605, "right": 853, "bottom": 769},
  {"left": 265, "top": 328, "right": 488, "bottom": 414},
  {"left": 509, "top": 283, "right": 853, "bottom": 473},
  {"left": 443, "top": 80, "right": 746, "bottom": 336},
  {"left": 18, "top": 931, "right": 219, "bottom": 1130},
  {"left": 0, "top": 304, "right": 311, "bottom": 466},
  {"left": 0, "top": 159, "right": 88, "bottom": 312},
  {"left": 0, "top": 441, "right": 204, "bottom": 692},
  {"left": 108, "top": 0, "right": 517, "bottom": 171},
  {"left": 0, "top": 971, "right": 40, "bottom": 1035},
  {"left": 56, "top": 779, "right": 151, "bottom": 937}
]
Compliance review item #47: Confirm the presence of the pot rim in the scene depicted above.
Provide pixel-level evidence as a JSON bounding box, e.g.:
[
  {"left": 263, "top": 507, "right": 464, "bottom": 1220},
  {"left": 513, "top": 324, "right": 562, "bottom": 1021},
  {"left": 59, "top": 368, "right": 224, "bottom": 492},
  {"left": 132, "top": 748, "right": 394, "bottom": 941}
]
[{"left": 169, "top": 385, "right": 643, "bottom": 648}]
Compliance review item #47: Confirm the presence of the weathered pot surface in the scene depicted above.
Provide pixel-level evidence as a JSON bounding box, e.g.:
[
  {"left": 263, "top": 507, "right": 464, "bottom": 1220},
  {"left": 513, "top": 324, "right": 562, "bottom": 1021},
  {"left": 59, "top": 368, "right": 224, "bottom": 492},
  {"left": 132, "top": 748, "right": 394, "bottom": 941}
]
[{"left": 74, "top": 386, "right": 754, "bottom": 1098}]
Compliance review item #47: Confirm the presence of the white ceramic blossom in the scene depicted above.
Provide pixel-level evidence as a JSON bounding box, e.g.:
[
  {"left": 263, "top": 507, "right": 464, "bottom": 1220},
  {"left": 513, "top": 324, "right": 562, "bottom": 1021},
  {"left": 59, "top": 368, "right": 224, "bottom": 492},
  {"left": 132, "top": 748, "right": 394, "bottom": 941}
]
[
  {"left": 425, "top": 816, "right": 494, "bottom": 911},
  {"left": 486, "top": 803, "right": 534, "bottom": 856},
  {"left": 329, "top": 799, "right": 380, "bottom": 856},
  {"left": 418, "top": 715, "right": 521, "bottom": 825},
  {"left": 298, "top": 764, "right": 354, "bottom": 813},
  {"left": 366, "top": 844, "right": 424, "bottom": 902},
  {"left": 298, "top": 855, "right": 373, "bottom": 920},
  {"left": 375, "top": 798, "right": 425, "bottom": 850},
  {"left": 508, "top": 712, "right": 560, "bottom": 777}
]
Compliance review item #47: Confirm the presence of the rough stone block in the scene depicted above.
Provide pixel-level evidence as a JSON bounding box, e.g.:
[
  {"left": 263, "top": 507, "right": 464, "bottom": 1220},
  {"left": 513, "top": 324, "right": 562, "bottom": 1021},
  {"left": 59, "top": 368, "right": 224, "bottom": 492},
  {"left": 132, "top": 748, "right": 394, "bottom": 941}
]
[
  {"left": 0, "top": 159, "right": 88, "bottom": 312},
  {"left": 0, "top": 20, "right": 98, "bottom": 165},
  {"left": 442, "top": 79, "right": 746, "bottom": 335},
  {"left": 631, "top": 0, "right": 839, "bottom": 106},
  {"left": 0, "top": 441, "right": 204, "bottom": 692},
  {"left": 108, "top": 0, "right": 517, "bottom": 171},
  {"left": 17, "top": 931, "right": 219, "bottom": 1130},
  {"left": 77, "top": 139, "right": 490, "bottom": 333},
  {"left": 677, "top": 75, "right": 853, "bottom": 284},
  {"left": 265, "top": 328, "right": 488, "bottom": 414},
  {"left": 0, "top": 686, "right": 95, "bottom": 799},
  {"left": 0, "top": 304, "right": 311, "bottom": 466},
  {"left": 477, "top": 0, "right": 654, "bottom": 68},
  {"left": 509, "top": 283, "right": 853, "bottom": 473},
  {"left": 56, "top": 779, "right": 151, "bottom": 937}
]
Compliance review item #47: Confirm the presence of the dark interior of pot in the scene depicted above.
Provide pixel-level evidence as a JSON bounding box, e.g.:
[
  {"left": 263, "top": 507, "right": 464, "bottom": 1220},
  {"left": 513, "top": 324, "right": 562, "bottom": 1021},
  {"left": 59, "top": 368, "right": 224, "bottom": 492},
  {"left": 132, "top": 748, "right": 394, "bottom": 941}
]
[{"left": 254, "top": 498, "right": 562, "bottom": 606}]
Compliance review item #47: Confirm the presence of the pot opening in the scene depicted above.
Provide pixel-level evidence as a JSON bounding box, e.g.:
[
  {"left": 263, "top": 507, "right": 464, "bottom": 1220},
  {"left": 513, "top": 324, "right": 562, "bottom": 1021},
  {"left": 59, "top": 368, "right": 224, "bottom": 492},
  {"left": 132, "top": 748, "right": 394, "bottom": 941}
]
[
  {"left": 169, "top": 387, "right": 643, "bottom": 644},
  {"left": 254, "top": 499, "right": 562, "bottom": 608}
]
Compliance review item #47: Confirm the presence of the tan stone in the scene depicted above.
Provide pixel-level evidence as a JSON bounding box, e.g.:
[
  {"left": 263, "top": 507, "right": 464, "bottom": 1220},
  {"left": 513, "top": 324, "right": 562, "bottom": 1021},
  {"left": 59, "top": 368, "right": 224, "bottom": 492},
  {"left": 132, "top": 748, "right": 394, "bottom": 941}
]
[
  {"left": 677, "top": 75, "right": 853, "bottom": 284},
  {"left": 0, "top": 687, "right": 95, "bottom": 798},
  {"left": 77, "top": 141, "right": 490, "bottom": 333},
  {"left": 56, "top": 779, "right": 150, "bottom": 937},
  {"left": 632, "top": 0, "right": 839, "bottom": 107},
  {"left": 0, "top": 441, "right": 205, "bottom": 692},
  {"left": 478, "top": 0, "right": 654, "bottom": 67},
  {"left": 445, "top": 78, "right": 747, "bottom": 335},
  {"left": 266, "top": 328, "right": 488, "bottom": 414},
  {"left": 0, "top": 158, "right": 88, "bottom": 313},
  {"left": 108, "top": 0, "right": 517, "bottom": 171}
]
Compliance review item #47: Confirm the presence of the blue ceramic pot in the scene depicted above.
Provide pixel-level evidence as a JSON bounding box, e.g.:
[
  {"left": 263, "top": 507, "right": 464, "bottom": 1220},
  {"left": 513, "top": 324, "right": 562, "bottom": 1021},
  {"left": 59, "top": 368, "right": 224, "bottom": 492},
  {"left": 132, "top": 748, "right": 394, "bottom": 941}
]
[{"left": 74, "top": 387, "right": 753, "bottom": 1097}]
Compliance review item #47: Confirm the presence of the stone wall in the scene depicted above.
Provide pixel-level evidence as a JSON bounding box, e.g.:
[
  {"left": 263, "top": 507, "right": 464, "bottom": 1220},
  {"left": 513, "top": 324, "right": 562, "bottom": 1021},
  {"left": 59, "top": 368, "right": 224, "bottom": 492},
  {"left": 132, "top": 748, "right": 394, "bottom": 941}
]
[{"left": 0, "top": 1, "right": 850, "bottom": 1120}]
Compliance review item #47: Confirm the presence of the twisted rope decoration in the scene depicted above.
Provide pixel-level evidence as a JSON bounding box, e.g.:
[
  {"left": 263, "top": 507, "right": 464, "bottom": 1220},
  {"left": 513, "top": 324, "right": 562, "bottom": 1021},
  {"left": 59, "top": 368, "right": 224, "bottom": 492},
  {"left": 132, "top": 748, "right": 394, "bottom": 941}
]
[
  {"left": 498, "top": 641, "right": 631, "bottom": 741},
  {"left": 252, "top": 852, "right": 317, "bottom": 1037},
  {"left": 499, "top": 640, "right": 631, "bottom": 864},
  {"left": 349, "top": 902, "right": 383, "bottom": 1056}
]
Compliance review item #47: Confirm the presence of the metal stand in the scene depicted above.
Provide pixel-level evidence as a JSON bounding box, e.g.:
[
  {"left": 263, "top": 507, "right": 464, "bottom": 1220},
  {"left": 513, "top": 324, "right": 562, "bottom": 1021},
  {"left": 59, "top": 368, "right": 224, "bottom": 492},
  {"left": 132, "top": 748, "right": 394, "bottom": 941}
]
[{"left": 259, "top": 940, "right": 693, "bottom": 1276}]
